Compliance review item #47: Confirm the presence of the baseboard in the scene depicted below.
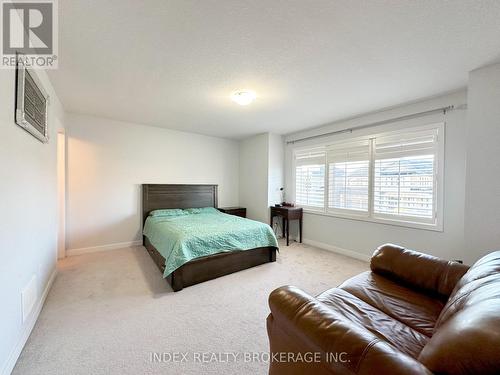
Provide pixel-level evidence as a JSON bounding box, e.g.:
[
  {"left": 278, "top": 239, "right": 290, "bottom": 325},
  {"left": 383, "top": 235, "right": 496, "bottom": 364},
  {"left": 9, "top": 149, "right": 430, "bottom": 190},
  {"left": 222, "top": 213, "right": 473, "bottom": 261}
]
[
  {"left": 66, "top": 240, "right": 143, "bottom": 257},
  {"left": 1, "top": 268, "right": 57, "bottom": 375},
  {"left": 302, "top": 238, "right": 371, "bottom": 262}
]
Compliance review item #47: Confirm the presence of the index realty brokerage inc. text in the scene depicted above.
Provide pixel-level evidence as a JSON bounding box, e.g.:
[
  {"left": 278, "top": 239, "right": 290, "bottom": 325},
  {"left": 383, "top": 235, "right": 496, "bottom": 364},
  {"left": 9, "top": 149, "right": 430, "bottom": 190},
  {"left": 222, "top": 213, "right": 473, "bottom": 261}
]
[{"left": 150, "top": 351, "right": 350, "bottom": 364}]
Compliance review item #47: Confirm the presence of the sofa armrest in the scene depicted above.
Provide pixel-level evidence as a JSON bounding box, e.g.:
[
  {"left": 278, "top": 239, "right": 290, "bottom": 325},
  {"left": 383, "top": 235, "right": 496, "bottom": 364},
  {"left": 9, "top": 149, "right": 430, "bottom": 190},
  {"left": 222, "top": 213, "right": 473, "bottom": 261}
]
[
  {"left": 370, "top": 244, "right": 469, "bottom": 297},
  {"left": 268, "top": 286, "right": 433, "bottom": 375}
]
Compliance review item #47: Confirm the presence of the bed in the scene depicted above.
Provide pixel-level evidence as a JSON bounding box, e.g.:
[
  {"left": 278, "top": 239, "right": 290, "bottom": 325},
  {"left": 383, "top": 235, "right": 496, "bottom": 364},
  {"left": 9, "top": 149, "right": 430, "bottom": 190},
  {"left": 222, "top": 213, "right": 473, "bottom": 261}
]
[{"left": 142, "top": 184, "right": 278, "bottom": 291}]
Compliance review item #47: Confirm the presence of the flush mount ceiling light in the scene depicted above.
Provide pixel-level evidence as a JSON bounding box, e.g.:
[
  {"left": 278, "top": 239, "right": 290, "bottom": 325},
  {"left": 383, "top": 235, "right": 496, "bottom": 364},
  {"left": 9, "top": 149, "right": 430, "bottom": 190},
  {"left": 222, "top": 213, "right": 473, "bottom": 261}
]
[{"left": 231, "top": 90, "right": 256, "bottom": 106}]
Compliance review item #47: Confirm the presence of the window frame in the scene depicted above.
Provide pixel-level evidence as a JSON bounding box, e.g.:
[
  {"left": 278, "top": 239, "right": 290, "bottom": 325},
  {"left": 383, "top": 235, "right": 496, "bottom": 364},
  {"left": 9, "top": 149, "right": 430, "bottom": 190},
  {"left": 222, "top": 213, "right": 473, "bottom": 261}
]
[{"left": 292, "top": 123, "right": 445, "bottom": 232}]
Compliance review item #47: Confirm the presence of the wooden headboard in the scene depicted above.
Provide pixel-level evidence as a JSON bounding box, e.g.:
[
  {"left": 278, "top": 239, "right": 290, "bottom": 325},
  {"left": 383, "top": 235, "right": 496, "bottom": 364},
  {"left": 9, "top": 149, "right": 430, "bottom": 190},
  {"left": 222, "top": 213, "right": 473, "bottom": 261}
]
[{"left": 142, "top": 184, "right": 218, "bottom": 224}]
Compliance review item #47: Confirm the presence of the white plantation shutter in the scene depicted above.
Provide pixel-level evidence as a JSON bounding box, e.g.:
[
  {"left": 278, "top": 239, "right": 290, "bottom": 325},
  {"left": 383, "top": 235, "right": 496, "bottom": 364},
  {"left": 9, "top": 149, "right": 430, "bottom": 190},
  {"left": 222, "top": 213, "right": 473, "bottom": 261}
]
[
  {"left": 327, "top": 141, "right": 370, "bottom": 212},
  {"left": 373, "top": 128, "right": 439, "bottom": 221},
  {"left": 374, "top": 129, "right": 438, "bottom": 158},
  {"left": 293, "top": 125, "right": 442, "bottom": 228},
  {"left": 295, "top": 148, "right": 326, "bottom": 209}
]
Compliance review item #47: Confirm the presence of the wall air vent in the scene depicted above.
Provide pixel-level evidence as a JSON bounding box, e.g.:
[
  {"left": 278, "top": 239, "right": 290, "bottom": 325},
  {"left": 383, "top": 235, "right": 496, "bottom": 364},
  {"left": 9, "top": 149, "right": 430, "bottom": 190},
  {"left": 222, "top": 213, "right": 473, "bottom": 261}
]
[{"left": 15, "top": 56, "right": 50, "bottom": 143}]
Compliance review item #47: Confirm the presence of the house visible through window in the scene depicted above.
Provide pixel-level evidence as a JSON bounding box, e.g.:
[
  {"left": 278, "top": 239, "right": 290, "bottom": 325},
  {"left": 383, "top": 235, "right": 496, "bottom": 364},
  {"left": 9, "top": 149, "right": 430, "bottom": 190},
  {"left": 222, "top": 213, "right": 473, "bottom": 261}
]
[
  {"left": 374, "top": 155, "right": 434, "bottom": 219},
  {"left": 293, "top": 125, "right": 443, "bottom": 229}
]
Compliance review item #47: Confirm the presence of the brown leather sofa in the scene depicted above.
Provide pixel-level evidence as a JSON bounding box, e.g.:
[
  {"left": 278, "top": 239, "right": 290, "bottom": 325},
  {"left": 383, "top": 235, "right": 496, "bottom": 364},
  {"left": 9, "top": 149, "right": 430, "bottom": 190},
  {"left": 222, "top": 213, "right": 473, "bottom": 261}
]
[{"left": 267, "top": 244, "right": 500, "bottom": 375}]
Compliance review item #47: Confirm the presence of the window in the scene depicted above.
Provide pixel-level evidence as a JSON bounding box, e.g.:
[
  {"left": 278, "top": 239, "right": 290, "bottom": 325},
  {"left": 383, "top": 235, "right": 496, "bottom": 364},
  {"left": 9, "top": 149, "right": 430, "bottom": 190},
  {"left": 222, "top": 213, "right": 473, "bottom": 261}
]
[
  {"left": 295, "top": 149, "right": 325, "bottom": 209},
  {"left": 293, "top": 125, "right": 443, "bottom": 229},
  {"left": 327, "top": 141, "right": 370, "bottom": 213},
  {"left": 373, "top": 129, "right": 438, "bottom": 222}
]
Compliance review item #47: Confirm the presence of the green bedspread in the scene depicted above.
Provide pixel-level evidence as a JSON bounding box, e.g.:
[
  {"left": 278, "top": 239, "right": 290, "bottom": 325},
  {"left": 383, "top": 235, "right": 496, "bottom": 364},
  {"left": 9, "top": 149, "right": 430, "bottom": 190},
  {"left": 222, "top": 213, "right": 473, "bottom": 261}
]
[{"left": 143, "top": 208, "right": 278, "bottom": 277}]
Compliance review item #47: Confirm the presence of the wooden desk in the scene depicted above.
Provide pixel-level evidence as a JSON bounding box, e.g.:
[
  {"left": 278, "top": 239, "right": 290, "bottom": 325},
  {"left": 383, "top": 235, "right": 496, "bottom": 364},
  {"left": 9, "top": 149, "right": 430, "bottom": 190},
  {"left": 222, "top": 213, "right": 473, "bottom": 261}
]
[{"left": 270, "top": 206, "right": 303, "bottom": 246}]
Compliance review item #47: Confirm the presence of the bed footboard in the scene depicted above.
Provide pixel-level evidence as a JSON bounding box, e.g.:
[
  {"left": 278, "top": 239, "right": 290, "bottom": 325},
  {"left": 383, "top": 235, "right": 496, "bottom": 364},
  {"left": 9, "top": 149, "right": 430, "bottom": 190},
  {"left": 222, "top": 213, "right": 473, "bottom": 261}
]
[{"left": 144, "top": 237, "right": 277, "bottom": 292}]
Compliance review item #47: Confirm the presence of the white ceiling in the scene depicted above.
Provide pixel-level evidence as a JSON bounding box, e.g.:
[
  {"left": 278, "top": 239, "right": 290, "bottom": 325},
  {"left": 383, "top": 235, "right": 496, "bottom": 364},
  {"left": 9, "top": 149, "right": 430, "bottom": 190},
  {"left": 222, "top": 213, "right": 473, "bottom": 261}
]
[{"left": 49, "top": 0, "right": 500, "bottom": 139}]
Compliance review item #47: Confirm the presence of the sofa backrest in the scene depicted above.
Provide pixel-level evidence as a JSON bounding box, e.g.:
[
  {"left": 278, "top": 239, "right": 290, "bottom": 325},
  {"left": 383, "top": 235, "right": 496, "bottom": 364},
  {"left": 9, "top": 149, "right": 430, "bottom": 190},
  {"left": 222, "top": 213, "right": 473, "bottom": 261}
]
[
  {"left": 370, "top": 244, "right": 469, "bottom": 298},
  {"left": 418, "top": 251, "right": 500, "bottom": 375}
]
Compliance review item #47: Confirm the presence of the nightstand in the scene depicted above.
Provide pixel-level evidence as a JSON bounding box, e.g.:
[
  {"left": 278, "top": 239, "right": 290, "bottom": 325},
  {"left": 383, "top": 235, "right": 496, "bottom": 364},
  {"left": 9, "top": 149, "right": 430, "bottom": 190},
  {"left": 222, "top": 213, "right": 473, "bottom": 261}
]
[
  {"left": 270, "top": 206, "right": 303, "bottom": 246},
  {"left": 217, "top": 207, "right": 246, "bottom": 218}
]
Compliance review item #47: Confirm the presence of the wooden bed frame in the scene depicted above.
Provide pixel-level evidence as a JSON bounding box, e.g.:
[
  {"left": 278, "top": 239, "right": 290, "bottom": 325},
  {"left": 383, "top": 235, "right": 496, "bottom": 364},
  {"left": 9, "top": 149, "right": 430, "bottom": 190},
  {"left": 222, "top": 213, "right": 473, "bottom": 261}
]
[{"left": 142, "top": 184, "right": 277, "bottom": 291}]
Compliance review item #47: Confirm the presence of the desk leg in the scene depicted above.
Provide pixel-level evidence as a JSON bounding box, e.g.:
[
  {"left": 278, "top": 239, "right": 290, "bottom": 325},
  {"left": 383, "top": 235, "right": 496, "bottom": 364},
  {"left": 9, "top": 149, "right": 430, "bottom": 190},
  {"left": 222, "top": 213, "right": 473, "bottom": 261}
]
[
  {"left": 270, "top": 213, "right": 273, "bottom": 227},
  {"left": 299, "top": 217, "right": 302, "bottom": 243},
  {"left": 282, "top": 217, "right": 286, "bottom": 238},
  {"left": 286, "top": 219, "right": 290, "bottom": 246}
]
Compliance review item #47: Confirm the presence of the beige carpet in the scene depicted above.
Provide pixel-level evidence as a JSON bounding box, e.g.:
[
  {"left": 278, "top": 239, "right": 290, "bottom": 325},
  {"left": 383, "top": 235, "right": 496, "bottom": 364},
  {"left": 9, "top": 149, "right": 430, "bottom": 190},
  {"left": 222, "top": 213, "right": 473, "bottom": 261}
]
[{"left": 13, "top": 240, "right": 367, "bottom": 375}]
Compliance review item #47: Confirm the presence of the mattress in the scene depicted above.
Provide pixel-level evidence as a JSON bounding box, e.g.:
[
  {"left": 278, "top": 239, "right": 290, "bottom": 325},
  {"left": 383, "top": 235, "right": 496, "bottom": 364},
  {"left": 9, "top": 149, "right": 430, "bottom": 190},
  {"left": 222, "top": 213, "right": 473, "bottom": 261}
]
[{"left": 143, "top": 208, "right": 278, "bottom": 277}]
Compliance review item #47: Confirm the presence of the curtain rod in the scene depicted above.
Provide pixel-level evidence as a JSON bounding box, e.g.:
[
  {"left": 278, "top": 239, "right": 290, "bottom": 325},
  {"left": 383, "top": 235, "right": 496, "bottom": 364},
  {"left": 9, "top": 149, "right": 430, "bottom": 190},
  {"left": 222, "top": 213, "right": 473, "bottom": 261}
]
[{"left": 286, "top": 105, "right": 455, "bottom": 145}]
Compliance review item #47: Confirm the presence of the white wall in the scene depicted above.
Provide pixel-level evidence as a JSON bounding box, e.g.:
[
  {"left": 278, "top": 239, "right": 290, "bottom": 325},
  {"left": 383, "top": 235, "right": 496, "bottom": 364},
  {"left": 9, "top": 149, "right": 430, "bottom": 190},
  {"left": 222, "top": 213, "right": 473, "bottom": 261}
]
[
  {"left": 465, "top": 63, "right": 500, "bottom": 260},
  {"left": 65, "top": 113, "right": 239, "bottom": 252},
  {"left": 284, "top": 90, "right": 468, "bottom": 262},
  {"left": 57, "top": 132, "right": 66, "bottom": 259},
  {"left": 239, "top": 133, "right": 285, "bottom": 224},
  {"left": 268, "top": 134, "right": 284, "bottom": 206},
  {"left": 0, "top": 68, "right": 65, "bottom": 374},
  {"left": 239, "top": 134, "right": 270, "bottom": 223}
]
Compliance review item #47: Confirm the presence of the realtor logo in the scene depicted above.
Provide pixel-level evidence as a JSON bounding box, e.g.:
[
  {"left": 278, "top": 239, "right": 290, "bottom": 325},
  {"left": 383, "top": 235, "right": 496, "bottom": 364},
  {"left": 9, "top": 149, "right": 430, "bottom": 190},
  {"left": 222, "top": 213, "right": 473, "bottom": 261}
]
[{"left": 1, "top": 0, "right": 58, "bottom": 69}]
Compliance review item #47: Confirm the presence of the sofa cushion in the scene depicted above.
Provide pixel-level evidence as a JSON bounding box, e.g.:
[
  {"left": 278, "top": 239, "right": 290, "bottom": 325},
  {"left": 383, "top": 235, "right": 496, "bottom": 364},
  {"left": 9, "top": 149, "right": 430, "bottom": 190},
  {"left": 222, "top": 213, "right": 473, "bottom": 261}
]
[
  {"left": 338, "top": 271, "right": 444, "bottom": 337},
  {"left": 418, "top": 251, "right": 500, "bottom": 375},
  {"left": 317, "top": 288, "right": 429, "bottom": 359}
]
